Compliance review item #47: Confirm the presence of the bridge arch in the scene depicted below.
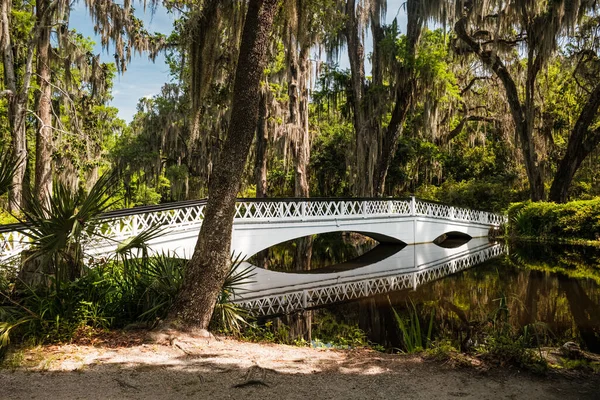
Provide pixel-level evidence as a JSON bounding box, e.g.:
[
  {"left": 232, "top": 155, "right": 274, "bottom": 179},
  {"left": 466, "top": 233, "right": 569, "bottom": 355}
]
[
  {"left": 433, "top": 231, "right": 472, "bottom": 248},
  {"left": 232, "top": 220, "right": 413, "bottom": 258}
]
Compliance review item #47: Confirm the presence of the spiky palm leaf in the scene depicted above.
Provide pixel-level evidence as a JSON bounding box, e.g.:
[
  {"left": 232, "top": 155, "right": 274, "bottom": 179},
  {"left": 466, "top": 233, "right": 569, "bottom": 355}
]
[
  {"left": 115, "top": 224, "right": 166, "bottom": 258},
  {"left": 213, "top": 253, "right": 255, "bottom": 333},
  {"left": 19, "top": 171, "right": 120, "bottom": 283}
]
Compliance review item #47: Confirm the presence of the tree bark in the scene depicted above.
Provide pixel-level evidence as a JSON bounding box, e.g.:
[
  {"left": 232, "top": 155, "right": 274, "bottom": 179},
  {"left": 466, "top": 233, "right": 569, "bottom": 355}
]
[
  {"left": 255, "top": 89, "right": 269, "bottom": 199},
  {"left": 345, "top": 0, "right": 374, "bottom": 197},
  {"left": 167, "top": 0, "right": 279, "bottom": 330},
  {"left": 1, "top": 0, "right": 31, "bottom": 211},
  {"left": 34, "top": 0, "right": 53, "bottom": 209},
  {"left": 254, "top": 88, "right": 269, "bottom": 270},
  {"left": 287, "top": 42, "right": 313, "bottom": 340},
  {"left": 549, "top": 81, "right": 600, "bottom": 203}
]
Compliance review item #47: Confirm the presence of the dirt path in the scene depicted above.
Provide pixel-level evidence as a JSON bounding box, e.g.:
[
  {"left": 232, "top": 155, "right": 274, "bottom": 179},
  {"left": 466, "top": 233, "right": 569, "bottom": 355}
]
[{"left": 1, "top": 336, "right": 598, "bottom": 400}]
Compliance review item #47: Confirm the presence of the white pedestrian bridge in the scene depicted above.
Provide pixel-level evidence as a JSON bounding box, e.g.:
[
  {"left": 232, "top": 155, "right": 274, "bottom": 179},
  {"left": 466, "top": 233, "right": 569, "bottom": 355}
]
[{"left": 0, "top": 197, "right": 504, "bottom": 264}]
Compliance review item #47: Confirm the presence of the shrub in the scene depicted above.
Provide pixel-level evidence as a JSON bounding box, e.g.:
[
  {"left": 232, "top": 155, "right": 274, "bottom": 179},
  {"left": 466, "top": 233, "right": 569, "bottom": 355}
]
[{"left": 507, "top": 198, "right": 600, "bottom": 241}]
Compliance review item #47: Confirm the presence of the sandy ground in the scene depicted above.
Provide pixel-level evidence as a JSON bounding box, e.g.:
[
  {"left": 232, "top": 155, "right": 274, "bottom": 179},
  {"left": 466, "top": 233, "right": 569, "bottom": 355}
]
[{"left": 1, "top": 335, "right": 599, "bottom": 400}]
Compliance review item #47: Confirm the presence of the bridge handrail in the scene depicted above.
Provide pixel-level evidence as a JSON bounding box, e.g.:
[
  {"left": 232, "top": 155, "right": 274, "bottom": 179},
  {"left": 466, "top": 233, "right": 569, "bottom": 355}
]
[
  {"left": 1, "top": 197, "right": 505, "bottom": 262},
  {"left": 233, "top": 242, "right": 505, "bottom": 316}
]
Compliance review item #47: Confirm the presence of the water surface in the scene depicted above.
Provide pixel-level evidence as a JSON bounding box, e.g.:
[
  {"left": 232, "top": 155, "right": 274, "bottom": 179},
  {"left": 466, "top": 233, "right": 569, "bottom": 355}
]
[{"left": 252, "top": 234, "right": 600, "bottom": 353}]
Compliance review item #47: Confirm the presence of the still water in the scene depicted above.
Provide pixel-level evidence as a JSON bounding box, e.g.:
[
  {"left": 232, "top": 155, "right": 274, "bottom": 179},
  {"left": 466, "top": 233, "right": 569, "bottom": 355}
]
[{"left": 249, "top": 233, "right": 600, "bottom": 353}]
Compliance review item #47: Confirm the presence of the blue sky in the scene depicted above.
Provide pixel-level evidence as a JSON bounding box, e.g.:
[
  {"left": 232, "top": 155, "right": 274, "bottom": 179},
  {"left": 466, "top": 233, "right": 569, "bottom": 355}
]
[{"left": 69, "top": 1, "right": 407, "bottom": 123}]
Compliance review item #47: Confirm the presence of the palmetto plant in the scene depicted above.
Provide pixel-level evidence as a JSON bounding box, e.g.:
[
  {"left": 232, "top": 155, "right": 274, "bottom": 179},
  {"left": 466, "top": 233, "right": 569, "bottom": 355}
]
[
  {"left": 18, "top": 171, "right": 119, "bottom": 285},
  {"left": 213, "top": 252, "right": 254, "bottom": 333}
]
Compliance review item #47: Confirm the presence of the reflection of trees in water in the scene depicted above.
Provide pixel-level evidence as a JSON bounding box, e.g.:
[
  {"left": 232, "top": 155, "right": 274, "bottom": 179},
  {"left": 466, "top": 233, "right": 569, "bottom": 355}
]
[
  {"left": 248, "top": 232, "right": 377, "bottom": 272},
  {"left": 559, "top": 276, "right": 600, "bottom": 353},
  {"left": 252, "top": 232, "right": 376, "bottom": 340},
  {"left": 319, "top": 243, "right": 600, "bottom": 353}
]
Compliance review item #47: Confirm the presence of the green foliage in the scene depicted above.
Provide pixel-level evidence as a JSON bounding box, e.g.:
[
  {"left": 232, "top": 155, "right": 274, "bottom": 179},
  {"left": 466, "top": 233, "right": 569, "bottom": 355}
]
[
  {"left": 18, "top": 171, "right": 119, "bottom": 284},
  {"left": 238, "top": 320, "right": 292, "bottom": 344},
  {"left": 0, "top": 249, "right": 252, "bottom": 352},
  {"left": 0, "top": 210, "right": 17, "bottom": 225},
  {"left": 392, "top": 299, "right": 435, "bottom": 353},
  {"left": 211, "top": 254, "right": 253, "bottom": 334},
  {"left": 507, "top": 198, "right": 600, "bottom": 241},
  {"left": 309, "top": 121, "right": 353, "bottom": 197},
  {"left": 416, "top": 179, "right": 524, "bottom": 213},
  {"left": 483, "top": 334, "right": 548, "bottom": 374},
  {"left": 312, "top": 312, "right": 369, "bottom": 348},
  {"left": 507, "top": 241, "right": 600, "bottom": 285}
]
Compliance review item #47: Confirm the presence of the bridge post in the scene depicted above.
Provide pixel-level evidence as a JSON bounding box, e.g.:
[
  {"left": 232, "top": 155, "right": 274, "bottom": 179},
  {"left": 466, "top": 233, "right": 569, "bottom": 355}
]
[
  {"left": 132, "top": 215, "right": 138, "bottom": 236},
  {"left": 450, "top": 206, "right": 455, "bottom": 220},
  {"left": 301, "top": 201, "right": 306, "bottom": 220},
  {"left": 387, "top": 200, "right": 393, "bottom": 215},
  {"left": 362, "top": 201, "right": 368, "bottom": 218},
  {"left": 302, "top": 289, "right": 308, "bottom": 309},
  {"left": 410, "top": 196, "right": 416, "bottom": 216}
]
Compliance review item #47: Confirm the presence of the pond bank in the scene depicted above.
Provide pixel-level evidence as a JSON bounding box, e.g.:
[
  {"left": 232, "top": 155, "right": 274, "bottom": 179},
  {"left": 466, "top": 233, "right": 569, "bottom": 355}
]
[{"left": 1, "top": 334, "right": 599, "bottom": 400}]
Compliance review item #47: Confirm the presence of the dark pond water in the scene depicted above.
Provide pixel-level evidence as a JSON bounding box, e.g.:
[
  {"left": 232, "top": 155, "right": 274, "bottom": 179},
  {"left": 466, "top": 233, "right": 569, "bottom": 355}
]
[{"left": 250, "top": 234, "right": 600, "bottom": 353}]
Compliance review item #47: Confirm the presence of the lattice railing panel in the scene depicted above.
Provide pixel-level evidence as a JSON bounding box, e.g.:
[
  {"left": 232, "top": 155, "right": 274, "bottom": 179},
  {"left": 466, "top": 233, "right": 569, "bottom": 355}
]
[
  {"left": 234, "top": 244, "right": 505, "bottom": 316},
  {"left": 1, "top": 198, "right": 505, "bottom": 263},
  {"left": 0, "top": 230, "right": 29, "bottom": 263}
]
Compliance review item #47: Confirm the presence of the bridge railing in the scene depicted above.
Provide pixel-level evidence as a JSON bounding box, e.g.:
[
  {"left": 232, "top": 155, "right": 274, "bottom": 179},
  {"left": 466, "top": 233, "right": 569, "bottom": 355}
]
[
  {"left": 0, "top": 197, "right": 505, "bottom": 263},
  {"left": 233, "top": 242, "right": 506, "bottom": 316}
]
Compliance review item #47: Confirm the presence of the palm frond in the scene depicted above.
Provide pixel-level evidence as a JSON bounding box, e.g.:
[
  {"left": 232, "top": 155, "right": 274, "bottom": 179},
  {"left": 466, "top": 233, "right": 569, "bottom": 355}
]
[
  {"left": 0, "top": 149, "right": 18, "bottom": 196},
  {"left": 222, "top": 252, "right": 255, "bottom": 296},
  {"left": 115, "top": 224, "right": 167, "bottom": 257},
  {"left": 17, "top": 170, "right": 122, "bottom": 282}
]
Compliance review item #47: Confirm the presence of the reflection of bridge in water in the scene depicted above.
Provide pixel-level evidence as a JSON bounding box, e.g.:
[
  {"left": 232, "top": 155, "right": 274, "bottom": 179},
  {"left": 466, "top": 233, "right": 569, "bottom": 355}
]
[
  {"left": 232, "top": 238, "right": 505, "bottom": 316},
  {"left": 0, "top": 197, "right": 504, "bottom": 263}
]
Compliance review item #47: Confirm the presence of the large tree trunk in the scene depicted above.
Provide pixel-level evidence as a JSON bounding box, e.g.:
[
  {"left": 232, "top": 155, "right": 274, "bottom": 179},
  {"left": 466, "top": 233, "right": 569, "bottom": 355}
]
[
  {"left": 167, "top": 0, "right": 279, "bottom": 330},
  {"left": 1, "top": 0, "right": 31, "bottom": 211},
  {"left": 255, "top": 89, "right": 269, "bottom": 199},
  {"left": 345, "top": 0, "right": 375, "bottom": 197},
  {"left": 254, "top": 88, "right": 269, "bottom": 270},
  {"left": 287, "top": 43, "right": 313, "bottom": 341},
  {"left": 549, "top": 82, "right": 600, "bottom": 203},
  {"left": 374, "top": 0, "right": 423, "bottom": 196},
  {"left": 454, "top": 10, "right": 545, "bottom": 201},
  {"left": 34, "top": 0, "right": 53, "bottom": 209}
]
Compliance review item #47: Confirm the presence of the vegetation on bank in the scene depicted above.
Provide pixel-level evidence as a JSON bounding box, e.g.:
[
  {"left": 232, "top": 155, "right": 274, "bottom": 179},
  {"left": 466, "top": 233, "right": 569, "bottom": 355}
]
[{"left": 507, "top": 198, "right": 600, "bottom": 243}]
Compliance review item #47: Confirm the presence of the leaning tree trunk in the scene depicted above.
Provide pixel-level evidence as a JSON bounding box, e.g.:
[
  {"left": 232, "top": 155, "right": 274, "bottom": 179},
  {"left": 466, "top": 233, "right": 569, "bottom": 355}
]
[
  {"left": 34, "top": 0, "right": 53, "bottom": 210},
  {"left": 167, "top": 0, "right": 280, "bottom": 330},
  {"left": 549, "top": 81, "right": 600, "bottom": 203}
]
